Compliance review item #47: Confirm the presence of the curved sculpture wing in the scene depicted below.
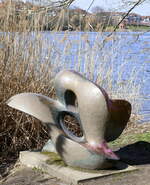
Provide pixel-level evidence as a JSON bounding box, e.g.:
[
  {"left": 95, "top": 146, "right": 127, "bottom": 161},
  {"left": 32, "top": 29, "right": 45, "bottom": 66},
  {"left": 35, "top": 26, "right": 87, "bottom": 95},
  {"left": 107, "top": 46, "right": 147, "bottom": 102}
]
[
  {"left": 54, "top": 70, "right": 109, "bottom": 144},
  {"left": 105, "top": 99, "right": 131, "bottom": 142},
  {"left": 6, "top": 93, "right": 64, "bottom": 124}
]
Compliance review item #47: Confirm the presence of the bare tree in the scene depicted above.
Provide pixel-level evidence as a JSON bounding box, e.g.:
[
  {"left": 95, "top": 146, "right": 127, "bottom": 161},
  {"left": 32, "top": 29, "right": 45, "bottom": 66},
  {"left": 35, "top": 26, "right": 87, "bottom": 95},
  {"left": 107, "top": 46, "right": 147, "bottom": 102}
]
[
  {"left": 91, "top": 6, "right": 104, "bottom": 14},
  {"left": 33, "top": 0, "right": 75, "bottom": 13}
]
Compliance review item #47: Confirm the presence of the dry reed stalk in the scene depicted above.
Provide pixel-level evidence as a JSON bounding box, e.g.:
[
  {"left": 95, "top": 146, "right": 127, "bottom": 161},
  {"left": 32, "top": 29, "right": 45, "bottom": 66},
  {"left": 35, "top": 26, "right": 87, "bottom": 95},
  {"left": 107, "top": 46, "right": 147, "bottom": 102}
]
[{"left": 0, "top": 2, "right": 55, "bottom": 156}]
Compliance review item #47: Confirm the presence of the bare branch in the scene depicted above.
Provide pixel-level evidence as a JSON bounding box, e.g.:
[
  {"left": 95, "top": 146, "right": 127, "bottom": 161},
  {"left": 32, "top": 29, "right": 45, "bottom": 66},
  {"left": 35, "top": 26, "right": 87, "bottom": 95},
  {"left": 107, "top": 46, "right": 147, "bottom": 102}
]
[
  {"left": 31, "top": 0, "right": 75, "bottom": 14},
  {"left": 107, "top": 0, "right": 147, "bottom": 37}
]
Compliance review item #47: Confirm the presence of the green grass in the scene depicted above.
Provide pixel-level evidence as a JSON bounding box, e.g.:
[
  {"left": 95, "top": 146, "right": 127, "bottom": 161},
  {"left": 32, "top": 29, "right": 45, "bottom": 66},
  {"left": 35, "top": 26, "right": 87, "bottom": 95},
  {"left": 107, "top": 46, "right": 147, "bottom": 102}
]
[
  {"left": 41, "top": 151, "right": 66, "bottom": 166},
  {"left": 109, "top": 132, "right": 150, "bottom": 148},
  {"left": 126, "top": 25, "right": 150, "bottom": 31},
  {"left": 32, "top": 167, "right": 45, "bottom": 174}
]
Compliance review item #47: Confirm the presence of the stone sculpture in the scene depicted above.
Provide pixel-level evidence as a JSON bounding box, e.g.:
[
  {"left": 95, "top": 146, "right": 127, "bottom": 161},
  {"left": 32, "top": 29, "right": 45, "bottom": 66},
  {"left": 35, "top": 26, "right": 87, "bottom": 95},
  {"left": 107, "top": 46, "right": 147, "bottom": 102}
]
[{"left": 6, "top": 70, "right": 131, "bottom": 170}]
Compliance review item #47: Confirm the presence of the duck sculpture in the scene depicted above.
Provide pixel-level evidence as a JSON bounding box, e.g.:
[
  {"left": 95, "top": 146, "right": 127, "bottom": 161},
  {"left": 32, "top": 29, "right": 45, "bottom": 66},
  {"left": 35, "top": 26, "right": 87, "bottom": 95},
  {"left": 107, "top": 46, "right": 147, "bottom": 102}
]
[{"left": 6, "top": 70, "right": 131, "bottom": 170}]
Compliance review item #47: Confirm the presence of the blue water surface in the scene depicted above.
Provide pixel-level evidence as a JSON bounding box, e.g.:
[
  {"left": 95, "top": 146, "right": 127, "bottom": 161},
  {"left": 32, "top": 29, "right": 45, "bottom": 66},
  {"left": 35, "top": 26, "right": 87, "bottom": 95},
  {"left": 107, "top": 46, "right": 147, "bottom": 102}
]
[{"left": 1, "top": 31, "right": 150, "bottom": 122}]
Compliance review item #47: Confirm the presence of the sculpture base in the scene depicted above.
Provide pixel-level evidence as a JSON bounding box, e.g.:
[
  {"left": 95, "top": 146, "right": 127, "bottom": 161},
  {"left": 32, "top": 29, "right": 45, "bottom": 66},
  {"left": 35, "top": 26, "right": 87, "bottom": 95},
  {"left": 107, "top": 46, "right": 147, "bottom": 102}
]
[{"left": 19, "top": 151, "right": 136, "bottom": 185}]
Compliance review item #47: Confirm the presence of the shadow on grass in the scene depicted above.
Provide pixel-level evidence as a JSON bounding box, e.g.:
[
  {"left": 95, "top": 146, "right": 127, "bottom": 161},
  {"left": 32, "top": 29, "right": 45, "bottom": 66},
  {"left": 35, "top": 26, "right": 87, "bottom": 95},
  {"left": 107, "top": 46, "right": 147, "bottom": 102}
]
[{"left": 116, "top": 141, "right": 150, "bottom": 165}]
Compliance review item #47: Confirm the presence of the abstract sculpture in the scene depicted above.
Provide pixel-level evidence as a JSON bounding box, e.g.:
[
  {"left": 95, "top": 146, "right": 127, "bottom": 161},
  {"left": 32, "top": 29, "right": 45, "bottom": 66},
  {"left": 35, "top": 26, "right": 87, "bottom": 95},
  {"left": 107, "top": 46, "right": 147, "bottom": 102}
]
[{"left": 7, "top": 70, "right": 131, "bottom": 170}]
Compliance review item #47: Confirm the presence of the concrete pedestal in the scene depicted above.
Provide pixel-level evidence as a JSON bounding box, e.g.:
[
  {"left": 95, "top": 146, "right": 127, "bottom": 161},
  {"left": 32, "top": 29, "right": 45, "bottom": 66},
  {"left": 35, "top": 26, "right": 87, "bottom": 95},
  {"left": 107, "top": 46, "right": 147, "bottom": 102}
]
[{"left": 19, "top": 151, "right": 136, "bottom": 185}]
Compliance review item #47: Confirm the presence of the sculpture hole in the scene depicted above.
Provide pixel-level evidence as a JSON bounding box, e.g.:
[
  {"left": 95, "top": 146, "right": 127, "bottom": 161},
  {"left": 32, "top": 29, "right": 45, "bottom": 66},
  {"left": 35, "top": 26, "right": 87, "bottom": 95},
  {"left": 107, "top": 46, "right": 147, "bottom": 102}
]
[
  {"left": 60, "top": 112, "right": 83, "bottom": 138},
  {"left": 64, "top": 90, "right": 78, "bottom": 107}
]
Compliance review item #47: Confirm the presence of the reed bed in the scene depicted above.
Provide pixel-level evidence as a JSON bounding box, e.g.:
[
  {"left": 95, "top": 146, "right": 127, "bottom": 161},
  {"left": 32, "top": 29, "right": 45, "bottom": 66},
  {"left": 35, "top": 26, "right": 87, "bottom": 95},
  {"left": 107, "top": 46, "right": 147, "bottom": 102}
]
[{"left": 0, "top": 33, "right": 53, "bottom": 155}]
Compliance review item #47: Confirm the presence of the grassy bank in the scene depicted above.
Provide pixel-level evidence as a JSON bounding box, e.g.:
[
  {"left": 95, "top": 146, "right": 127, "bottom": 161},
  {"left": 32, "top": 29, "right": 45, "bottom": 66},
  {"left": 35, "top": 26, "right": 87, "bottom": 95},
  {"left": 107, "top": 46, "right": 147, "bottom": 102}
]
[
  {"left": 126, "top": 25, "right": 150, "bottom": 31},
  {"left": 110, "top": 130, "right": 150, "bottom": 148}
]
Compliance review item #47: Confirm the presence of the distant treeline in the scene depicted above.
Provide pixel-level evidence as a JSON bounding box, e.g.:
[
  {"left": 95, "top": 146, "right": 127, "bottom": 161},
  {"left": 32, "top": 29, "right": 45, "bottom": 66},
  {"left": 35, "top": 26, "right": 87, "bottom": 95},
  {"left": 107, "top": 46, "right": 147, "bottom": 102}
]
[
  {"left": 0, "top": 1, "right": 122, "bottom": 32},
  {"left": 0, "top": 1, "right": 148, "bottom": 32}
]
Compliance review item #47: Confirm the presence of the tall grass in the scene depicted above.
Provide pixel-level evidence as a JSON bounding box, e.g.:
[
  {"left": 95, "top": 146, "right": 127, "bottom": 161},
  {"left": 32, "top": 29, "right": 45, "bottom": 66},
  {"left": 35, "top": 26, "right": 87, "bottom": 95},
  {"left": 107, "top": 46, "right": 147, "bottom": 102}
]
[
  {"left": 0, "top": 33, "right": 54, "bottom": 154},
  {"left": 0, "top": 1, "right": 145, "bottom": 162}
]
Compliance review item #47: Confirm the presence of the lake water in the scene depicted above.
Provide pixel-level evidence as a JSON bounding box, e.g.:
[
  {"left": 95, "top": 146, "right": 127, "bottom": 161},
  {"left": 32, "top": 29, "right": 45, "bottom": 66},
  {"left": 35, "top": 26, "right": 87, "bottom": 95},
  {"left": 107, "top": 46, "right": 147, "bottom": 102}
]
[
  {"left": 1, "top": 31, "right": 150, "bottom": 122},
  {"left": 38, "top": 31, "right": 150, "bottom": 123}
]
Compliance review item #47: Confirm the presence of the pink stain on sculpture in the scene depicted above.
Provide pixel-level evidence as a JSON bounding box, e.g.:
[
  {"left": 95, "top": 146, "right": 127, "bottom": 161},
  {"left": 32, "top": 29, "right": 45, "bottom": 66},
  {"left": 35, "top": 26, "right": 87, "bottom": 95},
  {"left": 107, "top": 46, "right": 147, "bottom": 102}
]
[
  {"left": 83, "top": 141, "right": 119, "bottom": 160},
  {"left": 6, "top": 70, "right": 131, "bottom": 170}
]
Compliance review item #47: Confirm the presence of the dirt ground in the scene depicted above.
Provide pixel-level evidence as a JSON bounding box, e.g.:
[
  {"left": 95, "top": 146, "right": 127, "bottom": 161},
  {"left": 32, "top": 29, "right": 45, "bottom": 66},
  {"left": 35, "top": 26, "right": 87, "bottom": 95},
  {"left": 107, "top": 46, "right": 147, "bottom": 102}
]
[
  {"left": 1, "top": 123, "right": 150, "bottom": 185},
  {"left": 1, "top": 160, "right": 150, "bottom": 185}
]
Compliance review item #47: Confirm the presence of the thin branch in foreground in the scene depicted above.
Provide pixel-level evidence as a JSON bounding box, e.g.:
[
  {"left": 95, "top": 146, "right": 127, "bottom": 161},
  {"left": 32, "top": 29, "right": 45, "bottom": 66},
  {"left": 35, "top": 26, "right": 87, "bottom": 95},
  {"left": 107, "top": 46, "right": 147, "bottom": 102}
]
[
  {"left": 107, "top": 0, "right": 147, "bottom": 37},
  {"left": 34, "top": 0, "right": 75, "bottom": 14}
]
